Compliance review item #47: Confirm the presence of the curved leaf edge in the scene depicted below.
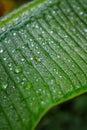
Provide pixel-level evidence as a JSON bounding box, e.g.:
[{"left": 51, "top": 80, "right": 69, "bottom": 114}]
[
  {"left": 0, "top": 0, "right": 46, "bottom": 28},
  {"left": 34, "top": 86, "right": 87, "bottom": 130}
]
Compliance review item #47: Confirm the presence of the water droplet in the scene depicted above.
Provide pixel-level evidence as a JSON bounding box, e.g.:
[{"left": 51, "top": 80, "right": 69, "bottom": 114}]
[
  {"left": 13, "top": 32, "right": 16, "bottom": 36},
  {"left": 34, "top": 56, "right": 41, "bottom": 62},
  {"left": 50, "top": 30, "right": 53, "bottom": 34},
  {"left": 0, "top": 82, "right": 8, "bottom": 90},
  {"left": 30, "top": 39, "right": 33, "bottom": 42},
  {"left": 22, "top": 46, "right": 25, "bottom": 49},
  {"left": 0, "top": 48, "right": 3, "bottom": 53},
  {"left": 50, "top": 79, "right": 54, "bottom": 85},
  {"left": 21, "top": 81, "right": 25, "bottom": 85},
  {"left": 41, "top": 101, "right": 45, "bottom": 105},
  {"left": 59, "top": 75, "right": 62, "bottom": 78},
  {"left": 3, "top": 57, "right": 6, "bottom": 61},
  {"left": 12, "top": 49, "right": 15, "bottom": 53},
  {"left": 64, "top": 35, "right": 68, "bottom": 38},
  {"left": 84, "top": 29, "right": 87, "bottom": 32},
  {"left": 80, "top": 11, "right": 83, "bottom": 15},
  {"left": 15, "top": 66, "right": 22, "bottom": 74},
  {"left": 21, "top": 58, "right": 25, "bottom": 62},
  {"left": 37, "top": 51, "right": 40, "bottom": 54},
  {"left": 12, "top": 86, "right": 15, "bottom": 89},
  {"left": 1, "top": 27, "right": 6, "bottom": 32},
  {"left": 52, "top": 10, "right": 56, "bottom": 14},
  {"left": 25, "top": 82, "right": 32, "bottom": 89},
  {"left": 16, "top": 77, "right": 20, "bottom": 83},
  {"left": 57, "top": 55, "right": 60, "bottom": 58},
  {"left": 8, "top": 63, "right": 12, "bottom": 67},
  {"left": 72, "top": 64, "right": 75, "bottom": 68},
  {"left": 30, "top": 57, "right": 33, "bottom": 61}
]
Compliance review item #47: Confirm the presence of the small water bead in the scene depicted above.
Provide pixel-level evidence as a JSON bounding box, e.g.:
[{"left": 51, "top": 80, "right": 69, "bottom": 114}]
[
  {"left": 1, "top": 27, "right": 6, "bottom": 32},
  {"left": 16, "top": 77, "right": 20, "bottom": 83},
  {"left": 52, "top": 10, "right": 56, "bottom": 14},
  {"left": 57, "top": 55, "right": 60, "bottom": 58},
  {"left": 13, "top": 32, "right": 16, "bottom": 36},
  {"left": 22, "top": 78, "right": 26, "bottom": 82},
  {"left": 34, "top": 56, "right": 41, "bottom": 62},
  {"left": 50, "top": 79, "right": 54, "bottom": 85},
  {"left": 37, "top": 51, "right": 40, "bottom": 54},
  {"left": 43, "top": 41, "right": 49, "bottom": 46},
  {"left": 59, "top": 75, "right": 62, "bottom": 78},
  {"left": 8, "top": 63, "right": 12, "bottom": 67},
  {"left": 30, "top": 38, "right": 33, "bottom": 42},
  {"left": 42, "top": 31, "right": 45, "bottom": 34},
  {"left": 22, "top": 46, "right": 25, "bottom": 49},
  {"left": 0, "top": 82, "right": 8, "bottom": 90},
  {"left": 0, "top": 48, "right": 3, "bottom": 53},
  {"left": 84, "top": 29, "right": 87, "bottom": 32},
  {"left": 64, "top": 35, "right": 68, "bottom": 38},
  {"left": 79, "top": 11, "right": 83, "bottom": 15},
  {"left": 12, "top": 86, "right": 15, "bottom": 89},
  {"left": 72, "top": 64, "right": 75, "bottom": 68},
  {"left": 21, "top": 58, "right": 25, "bottom": 62},
  {"left": 41, "top": 101, "right": 45, "bottom": 105},
  {"left": 3, "top": 57, "right": 6, "bottom": 61},
  {"left": 36, "top": 46, "right": 38, "bottom": 49},
  {"left": 50, "top": 30, "right": 53, "bottom": 34},
  {"left": 21, "top": 81, "right": 25, "bottom": 85},
  {"left": 25, "top": 82, "right": 32, "bottom": 89},
  {"left": 12, "top": 49, "right": 15, "bottom": 53},
  {"left": 57, "top": 91, "right": 62, "bottom": 97},
  {"left": 30, "top": 57, "right": 33, "bottom": 61},
  {"left": 31, "top": 43, "right": 34, "bottom": 47},
  {"left": 15, "top": 66, "right": 23, "bottom": 74},
  {"left": 13, "top": 17, "right": 19, "bottom": 24}
]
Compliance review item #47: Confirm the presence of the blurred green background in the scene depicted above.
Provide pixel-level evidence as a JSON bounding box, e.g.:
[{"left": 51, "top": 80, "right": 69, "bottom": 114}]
[{"left": 0, "top": 1, "right": 87, "bottom": 130}]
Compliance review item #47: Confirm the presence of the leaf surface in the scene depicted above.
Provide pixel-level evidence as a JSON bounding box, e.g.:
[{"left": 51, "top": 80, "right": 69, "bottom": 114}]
[{"left": 0, "top": 0, "right": 87, "bottom": 130}]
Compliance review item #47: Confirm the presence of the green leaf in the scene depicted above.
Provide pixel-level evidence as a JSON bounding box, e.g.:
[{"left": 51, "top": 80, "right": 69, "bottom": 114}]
[{"left": 0, "top": 0, "right": 87, "bottom": 130}]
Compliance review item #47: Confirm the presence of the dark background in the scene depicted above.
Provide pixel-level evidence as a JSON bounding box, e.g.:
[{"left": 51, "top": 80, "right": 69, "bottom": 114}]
[{"left": 0, "top": 0, "right": 31, "bottom": 17}]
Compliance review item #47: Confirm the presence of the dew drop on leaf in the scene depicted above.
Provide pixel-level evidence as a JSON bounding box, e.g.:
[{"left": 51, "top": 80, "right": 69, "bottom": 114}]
[
  {"left": 21, "top": 58, "right": 25, "bottom": 62},
  {"left": 30, "top": 57, "right": 33, "bottom": 61},
  {"left": 0, "top": 48, "right": 3, "bottom": 53},
  {"left": 34, "top": 56, "right": 41, "bottom": 62},
  {"left": 13, "top": 32, "right": 17, "bottom": 36},
  {"left": 1, "top": 27, "right": 6, "bottom": 32},
  {"left": 84, "top": 29, "right": 87, "bottom": 32},
  {"left": 0, "top": 82, "right": 8, "bottom": 91},
  {"left": 15, "top": 66, "right": 22, "bottom": 74},
  {"left": 3, "top": 57, "right": 6, "bottom": 61},
  {"left": 25, "top": 82, "right": 32, "bottom": 89}
]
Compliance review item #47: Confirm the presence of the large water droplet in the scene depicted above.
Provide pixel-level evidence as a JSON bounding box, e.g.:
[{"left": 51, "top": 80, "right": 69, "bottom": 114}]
[
  {"left": 13, "top": 32, "right": 16, "bottom": 36},
  {"left": 21, "top": 58, "right": 25, "bottom": 62},
  {"left": 30, "top": 57, "right": 33, "bottom": 61},
  {"left": 0, "top": 82, "right": 8, "bottom": 90},
  {"left": 50, "top": 79, "right": 54, "bottom": 85},
  {"left": 3, "top": 57, "right": 6, "bottom": 61},
  {"left": 84, "top": 29, "right": 87, "bottom": 32},
  {"left": 1, "top": 27, "right": 6, "bottom": 32},
  {"left": 15, "top": 66, "right": 22, "bottom": 74},
  {"left": 0, "top": 48, "right": 3, "bottom": 53},
  {"left": 79, "top": 11, "right": 83, "bottom": 15},
  {"left": 25, "top": 82, "right": 32, "bottom": 89},
  {"left": 34, "top": 56, "right": 41, "bottom": 62}
]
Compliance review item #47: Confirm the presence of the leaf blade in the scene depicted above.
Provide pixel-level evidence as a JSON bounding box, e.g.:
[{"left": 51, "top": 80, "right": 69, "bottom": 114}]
[{"left": 0, "top": 0, "right": 87, "bottom": 130}]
